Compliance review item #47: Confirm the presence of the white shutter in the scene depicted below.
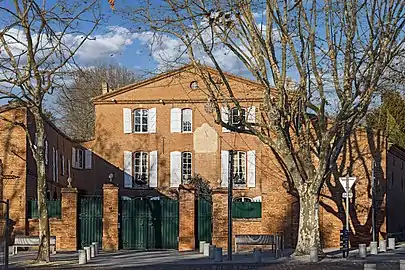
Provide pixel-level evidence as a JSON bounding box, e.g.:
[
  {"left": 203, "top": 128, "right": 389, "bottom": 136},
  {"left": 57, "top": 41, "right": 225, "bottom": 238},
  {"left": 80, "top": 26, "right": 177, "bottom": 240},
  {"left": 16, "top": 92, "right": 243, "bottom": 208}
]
[
  {"left": 170, "top": 151, "right": 181, "bottom": 187},
  {"left": 71, "top": 147, "right": 76, "bottom": 169},
  {"left": 45, "top": 140, "right": 48, "bottom": 165},
  {"left": 221, "top": 150, "right": 229, "bottom": 187},
  {"left": 247, "top": 106, "right": 256, "bottom": 123},
  {"left": 123, "top": 108, "right": 132, "bottom": 134},
  {"left": 149, "top": 150, "right": 158, "bottom": 188},
  {"left": 52, "top": 147, "right": 56, "bottom": 181},
  {"left": 221, "top": 107, "right": 230, "bottom": 132},
  {"left": 55, "top": 149, "right": 58, "bottom": 182},
  {"left": 170, "top": 108, "right": 182, "bottom": 133},
  {"left": 148, "top": 108, "right": 157, "bottom": 133},
  {"left": 247, "top": 150, "right": 256, "bottom": 187},
  {"left": 124, "top": 151, "right": 133, "bottom": 188},
  {"left": 85, "top": 149, "right": 92, "bottom": 169}
]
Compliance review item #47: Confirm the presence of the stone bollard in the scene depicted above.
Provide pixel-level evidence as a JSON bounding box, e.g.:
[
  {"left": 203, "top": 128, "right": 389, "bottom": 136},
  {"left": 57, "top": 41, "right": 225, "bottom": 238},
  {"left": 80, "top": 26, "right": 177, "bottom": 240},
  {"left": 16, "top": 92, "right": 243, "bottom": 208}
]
[
  {"left": 253, "top": 248, "right": 262, "bottom": 263},
  {"left": 199, "top": 241, "right": 206, "bottom": 253},
  {"left": 214, "top": 247, "right": 223, "bottom": 262},
  {"left": 388, "top": 238, "right": 395, "bottom": 250},
  {"left": 310, "top": 247, "right": 318, "bottom": 262},
  {"left": 90, "top": 244, "right": 96, "bottom": 258},
  {"left": 379, "top": 240, "right": 387, "bottom": 252},
  {"left": 358, "top": 244, "right": 367, "bottom": 258},
  {"left": 78, "top": 250, "right": 87, "bottom": 265},
  {"left": 92, "top": 242, "right": 99, "bottom": 256},
  {"left": 400, "top": 260, "right": 405, "bottom": 270},
  {"left": 370, "top": 242, "right": 378, "bottom": 255},
  {"left": 209, "top": 245, "right": 216, "bottom": 260},
  {"left": 84, "top": 246, "right": 91, "bottom": 261},
  {"left": 364, "top": 263, "right": 376, "bottom": 270},
  {"left": 203, "top": 243, "right": 210, "bottom": 256}
]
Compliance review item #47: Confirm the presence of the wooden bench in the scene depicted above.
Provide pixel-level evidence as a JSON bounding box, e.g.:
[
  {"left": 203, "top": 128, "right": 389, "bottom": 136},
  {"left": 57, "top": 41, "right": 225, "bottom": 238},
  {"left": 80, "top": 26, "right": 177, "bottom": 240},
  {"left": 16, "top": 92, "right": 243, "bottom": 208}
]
[
  {"left": 235, "top": 233, "right": 284, "bottom": 253},
  {"left": 10, "top": 236, "right": 56, "bottom": 255}
]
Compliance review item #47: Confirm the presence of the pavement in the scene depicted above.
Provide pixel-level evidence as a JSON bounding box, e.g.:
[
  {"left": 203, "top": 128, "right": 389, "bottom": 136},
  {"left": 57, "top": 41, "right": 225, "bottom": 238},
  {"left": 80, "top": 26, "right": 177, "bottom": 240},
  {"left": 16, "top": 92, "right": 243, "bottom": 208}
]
[{"left": 5, "top": 243, "right": 405, "bottom": 269}]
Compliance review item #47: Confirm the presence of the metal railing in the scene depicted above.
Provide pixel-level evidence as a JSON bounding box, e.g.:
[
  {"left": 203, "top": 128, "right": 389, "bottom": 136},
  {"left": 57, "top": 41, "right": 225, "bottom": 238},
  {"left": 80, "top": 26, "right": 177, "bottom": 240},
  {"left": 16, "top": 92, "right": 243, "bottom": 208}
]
[{"left": 27, "top": 199, "right": 61, "bottom": 219}]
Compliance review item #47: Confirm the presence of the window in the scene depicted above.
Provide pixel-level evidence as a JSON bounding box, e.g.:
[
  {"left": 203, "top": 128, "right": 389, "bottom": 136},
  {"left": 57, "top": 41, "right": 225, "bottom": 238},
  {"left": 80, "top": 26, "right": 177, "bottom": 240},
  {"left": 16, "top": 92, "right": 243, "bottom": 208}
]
[
  {"left": 233, "top": 151, "right": 247, "bottom": 186},
  {"left": 134, "top": 109, "right": 148, "bottom": 133},
  {"left": 182, "top": 109, "right": 192, "bottom": 132},
  {"left": 230, "top": 107, "right": 246, "bottom": 125},
  {"left": 190, "top": 81, "right": 199, "bottom": 90},
  {"left": 182, "top": 152, "right": 192, "bottom": 183},
  {"left": 134, "top": 152, "right": 148, "bottom": 184}
]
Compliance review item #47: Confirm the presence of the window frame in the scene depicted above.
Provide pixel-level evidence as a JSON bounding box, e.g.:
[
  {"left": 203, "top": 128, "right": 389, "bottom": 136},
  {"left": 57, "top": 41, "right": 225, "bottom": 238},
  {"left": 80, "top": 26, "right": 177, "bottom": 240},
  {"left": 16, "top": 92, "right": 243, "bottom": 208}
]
[
  {"left": 133, "top": 109, "right": 149, "bottom": 133},
  {"left": 181, "top": 151, "right": 192, "bottom": 183},
  {"left": 230, "top": 107, "right": 246, "bottom": 126},
  {"left": 233, "top": 151, "right": 247, "bottom": 187},
  {"left": 133, "top": 151, "right": 149, "bottom": 185},
  {"left": 181, "top": 108, "right": 192, "bottom": 133}
]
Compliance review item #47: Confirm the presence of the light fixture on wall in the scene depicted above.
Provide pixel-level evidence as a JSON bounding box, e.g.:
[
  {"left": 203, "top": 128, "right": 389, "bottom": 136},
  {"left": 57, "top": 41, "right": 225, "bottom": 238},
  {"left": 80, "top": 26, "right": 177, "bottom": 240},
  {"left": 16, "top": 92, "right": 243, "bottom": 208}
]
[{"left": 108, "top": 173, "right": 114, "bottom": 183}]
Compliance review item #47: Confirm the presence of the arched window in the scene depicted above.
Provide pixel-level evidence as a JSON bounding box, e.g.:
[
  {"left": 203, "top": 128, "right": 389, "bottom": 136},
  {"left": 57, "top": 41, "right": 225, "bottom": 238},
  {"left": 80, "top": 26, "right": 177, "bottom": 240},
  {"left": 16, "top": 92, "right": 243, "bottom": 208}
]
[{"left": 133, "top": 109, "right": 148, "bottom": 133}]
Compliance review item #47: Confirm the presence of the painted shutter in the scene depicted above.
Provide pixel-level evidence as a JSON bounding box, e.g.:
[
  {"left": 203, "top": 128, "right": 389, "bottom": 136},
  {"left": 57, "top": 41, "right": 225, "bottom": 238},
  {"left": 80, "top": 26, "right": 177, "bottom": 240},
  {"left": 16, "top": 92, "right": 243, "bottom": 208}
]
[
  {"left": 170, "top": 108, "right": 182, "bottom": 133},
  {"left": 124, "top": 151, "right": 133, "bottom": 188},
  {"left": 123, "top": 108, "right": 132, "bottom": 134},
  {"left": 170, "top": 151, "right": 181, "bottom": 187},
  {"left": 85, "top": 149, "right": 92, "bottom": 169},
  {"left": 149, "top": 150, "right": 158, "bottom": 188},
  {"left": 45, "top": 140, "right": 48, "bottom": 165},
  {"left": 52, "top": 147, "right": 56, "bottom": 181},
  {"left": 221, "top": 150, "right": 229, "bottom": 187},
  {"left": 62, "top": 156, "right": 65, "bottom": 175},
  {"left": 71, "top": 147, "right": 76, "bottom": 169},
  {"left": 55, "top": 149, "right": 58, "bottom": 182},
  {"left": 247, "top": 106, "right": 256, "bottom": 123},
  {"left": 148, "top": 107, "right": 157, "bottom": 133},
  {"left": 247, "top": 150, "right": 256, "bottom": 187},
  {"left": 221, "top": 107, "right": 230, "bottom": 132}
]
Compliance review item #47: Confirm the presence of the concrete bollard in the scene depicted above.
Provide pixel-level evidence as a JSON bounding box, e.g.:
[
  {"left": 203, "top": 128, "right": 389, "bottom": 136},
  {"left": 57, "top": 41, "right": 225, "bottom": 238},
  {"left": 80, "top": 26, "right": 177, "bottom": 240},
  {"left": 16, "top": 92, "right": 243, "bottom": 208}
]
[
  {"left": 92, "top": 242, "right": 99, "bottom": 255},
  {"left": 199, "top": 241, "right": 206, "bottom": 253},
  {"left": 370, "top": 241, "right": 378, "bottom": 255},
  {"left": 358, "top": 244, "right": 367, "bottom": 258},
  {"left": 379, "top": 240, "right": 387, "bottom": 252},
  {"left": 400, "top": 260, "right": 405, "bottom": 270},
  {"left": 364, "top": 263, "right": 376, "bottom": 270},
  {"left": 310, "top": 247, "right": 318, "bottom": 262},
  {"left": 84, "top": 246, "right": 91, "bottom": 261},
  {"left": 388, "top": 238, "right": 395, "bottom": 250},
  {"left": 214, "top": 247, "right": 223, "bottom": 262},
  {"left": 203, "top": 243, "right": 210, "bottom": 256},
  {"left": 209, "top": 245, "right": 216, "bottom": 260},
  {"left": 78, "top": 249, "right": 87, "bottom": 265},
  {"left": 90, "top": 244, "right": 96, "bottom": 258},
  {"left": 253, "top": 248, "right": 262, "bottom": 263}
]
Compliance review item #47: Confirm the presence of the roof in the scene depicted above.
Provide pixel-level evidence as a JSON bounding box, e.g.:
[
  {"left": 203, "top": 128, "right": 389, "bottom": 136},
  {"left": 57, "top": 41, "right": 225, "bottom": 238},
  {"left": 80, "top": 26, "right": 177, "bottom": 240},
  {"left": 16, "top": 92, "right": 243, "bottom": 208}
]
[{"left": 92, "top": 64, "right": 264, "bottom": 102}]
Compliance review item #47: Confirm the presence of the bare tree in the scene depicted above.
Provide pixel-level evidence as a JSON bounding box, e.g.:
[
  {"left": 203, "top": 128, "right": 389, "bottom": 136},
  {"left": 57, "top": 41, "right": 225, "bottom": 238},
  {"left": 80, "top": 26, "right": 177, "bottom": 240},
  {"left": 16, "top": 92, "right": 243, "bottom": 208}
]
[
  {"left": 118, "top": 0, "right": 405, "bottom": 254},
  {"left": 0, "top": 0, "right": 100, "bottom": 262},
  {"left": 55, "top": 63, "right": 138, "bottom": 140}
]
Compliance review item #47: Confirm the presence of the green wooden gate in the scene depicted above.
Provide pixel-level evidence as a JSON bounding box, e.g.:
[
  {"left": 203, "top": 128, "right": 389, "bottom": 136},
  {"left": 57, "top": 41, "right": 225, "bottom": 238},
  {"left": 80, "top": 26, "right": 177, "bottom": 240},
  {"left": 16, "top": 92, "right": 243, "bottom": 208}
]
[
  {"left": 120, "top": 197, "right": 179, "bottom": 250},
  {"left": 197, "top": 198, "right": 212, "bottom": 244},
  {"left": 78, "top": 196, "right": 103, "bottom": 249}
]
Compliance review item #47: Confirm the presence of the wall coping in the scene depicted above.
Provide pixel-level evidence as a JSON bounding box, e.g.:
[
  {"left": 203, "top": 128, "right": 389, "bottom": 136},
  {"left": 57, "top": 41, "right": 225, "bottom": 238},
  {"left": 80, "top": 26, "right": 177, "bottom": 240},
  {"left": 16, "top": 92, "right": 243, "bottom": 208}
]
[
  {"left": 61, "top": 187, "right": 78, "bottom": 193},
  {"left": 103, "top": 183, "right": 119, "bottom": 190}
]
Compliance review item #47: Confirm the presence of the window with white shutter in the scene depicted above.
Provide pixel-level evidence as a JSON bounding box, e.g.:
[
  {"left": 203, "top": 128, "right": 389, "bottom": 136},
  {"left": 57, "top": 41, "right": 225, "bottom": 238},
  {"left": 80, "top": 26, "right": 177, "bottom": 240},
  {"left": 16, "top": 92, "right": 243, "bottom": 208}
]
[
  {"left": 85, "top": 149, "right": 92, "bottom": 169},
  {"left": 247, "top": 106, "right": 256, "bottom": 123},
  {"left": 181, "top": 152, "right": 192, "bottom": 183},
  {"left": 123, "top": 108, "right": 132, "bottom": 133},
  {"left": 221, "top": 107, "right": 230, "bottom": 132},
  {"left": 221, "top": 150, "right": 229, "bottom": 187},
  {"left": 233, "top": 151, "right": 247, "bottom": 187},
  {"left": 171, "top": 108, "right": 182, "bottom": 133},
  {"left": 134, "top": 109, "right": 148, "bottom": 133},
  {"left": 247, "top": 150, "right": 256, "bottom": 187},
  {"left": 123, "top": 151, "right": 133, "bottom": 188},
  {"left": 170, "top": 151, "right": 181, "bottom": 187},
  {"left": 149, "top": 150, "right": 158, "bottom": 188},
  {"left": 133, "top": 152, "right": 148, "bottom": 185},
  {"left": 181, "top": 109, "right": 192, "bottom": 132},
  {"left": 148, "top": 108, "right": 157, "bottom": 133}
]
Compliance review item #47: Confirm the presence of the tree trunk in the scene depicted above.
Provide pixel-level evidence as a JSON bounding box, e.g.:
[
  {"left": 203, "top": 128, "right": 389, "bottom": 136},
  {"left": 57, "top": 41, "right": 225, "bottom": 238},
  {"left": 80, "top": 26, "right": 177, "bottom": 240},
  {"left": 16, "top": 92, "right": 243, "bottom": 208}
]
[
  {"left": 33, "top": 111, "right": 50, "bottom": 263},
  {"left": 294, "top": 190, "right": 321, "bottom": 255}
]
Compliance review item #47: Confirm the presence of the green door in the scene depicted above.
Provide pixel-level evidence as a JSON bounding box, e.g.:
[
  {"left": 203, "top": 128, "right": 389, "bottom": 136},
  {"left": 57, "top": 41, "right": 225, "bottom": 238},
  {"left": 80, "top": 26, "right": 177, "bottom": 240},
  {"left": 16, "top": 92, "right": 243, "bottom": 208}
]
[
  {"left": 120, "top": 197, "right": 179, "bottom": 250},
  {"left": 78, "top": 196, "right": 103, "bottom": 249},
  {"left": 197, "top": 198, "right": 212, "bottom": 245}
]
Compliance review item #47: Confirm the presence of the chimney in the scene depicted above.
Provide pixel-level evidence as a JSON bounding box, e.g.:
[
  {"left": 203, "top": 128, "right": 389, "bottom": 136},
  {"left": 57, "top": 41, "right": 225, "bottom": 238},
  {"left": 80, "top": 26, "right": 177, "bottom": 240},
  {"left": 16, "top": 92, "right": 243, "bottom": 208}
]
[{"left": 101, "top": 82, "right": 109, "bottom": 95}]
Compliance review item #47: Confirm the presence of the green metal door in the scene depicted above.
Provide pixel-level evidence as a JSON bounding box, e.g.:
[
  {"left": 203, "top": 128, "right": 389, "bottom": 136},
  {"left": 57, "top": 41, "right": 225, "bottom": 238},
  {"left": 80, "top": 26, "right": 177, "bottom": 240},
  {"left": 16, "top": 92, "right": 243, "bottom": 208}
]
[
  {"left": 78, "top": 196, "right": 103, "bottom": 249},
  {"left": 197, "top": 198, "right": 212, "bottom": 245},
  {"left": 120, "top": 197, "right": 179, "bottom": 250}
]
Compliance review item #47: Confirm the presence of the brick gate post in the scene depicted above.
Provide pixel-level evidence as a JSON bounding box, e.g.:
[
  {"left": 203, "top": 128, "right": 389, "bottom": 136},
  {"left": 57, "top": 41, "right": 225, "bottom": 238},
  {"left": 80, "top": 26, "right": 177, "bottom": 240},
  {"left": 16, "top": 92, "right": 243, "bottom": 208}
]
[
  {"left": 60, "top": 187, "right": 78, "bottom": 251},
  {"left": 178, "top": 184, "right": 196, "bottom": 251},
  {"left": 102, "top": 183, "right": 119, "bottom": 251},
  {"left": 211, "top": 188, "right": 228, "bottom": 249}
]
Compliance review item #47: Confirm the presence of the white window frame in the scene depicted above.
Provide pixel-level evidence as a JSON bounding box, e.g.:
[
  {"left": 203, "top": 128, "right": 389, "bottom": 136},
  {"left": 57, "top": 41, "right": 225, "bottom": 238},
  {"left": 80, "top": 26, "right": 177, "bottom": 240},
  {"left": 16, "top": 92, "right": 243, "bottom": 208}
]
[
  {"left": 181, "top": 109, "right": 192, "bottom": 133},
  {"left": 133, "top": 109, "right": 149, "bottom": 133},
  {"left": 181, "top": 152, "right": 192, "bottom": 183},
  {"left": 133, "top": 151, "right": 149, "bottom": 185},
  {"left": 233, "top": 151, "right": 247, "bottom": 186},
  {"left": 230, "top": 107, "right": 246, "bottom": 126}
]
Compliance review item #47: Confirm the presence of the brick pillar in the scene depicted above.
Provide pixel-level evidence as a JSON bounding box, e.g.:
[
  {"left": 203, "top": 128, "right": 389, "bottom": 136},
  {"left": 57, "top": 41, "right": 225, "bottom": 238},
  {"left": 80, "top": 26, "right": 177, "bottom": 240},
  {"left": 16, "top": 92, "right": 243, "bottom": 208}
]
[
  {"left": 60, "top": 187, "right": 78, "bottom": 251},
  {"left": 102, "top": 183, "right": 119, "bottom": 251},
  {"left": 212, "top": 189, "right": 228, "bottom": 249},
  {"left": 178, "top": 184, "right": 196, "bottom": 251}
]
